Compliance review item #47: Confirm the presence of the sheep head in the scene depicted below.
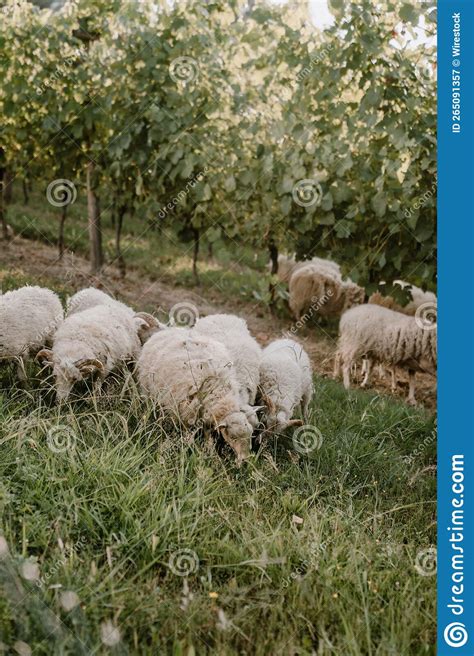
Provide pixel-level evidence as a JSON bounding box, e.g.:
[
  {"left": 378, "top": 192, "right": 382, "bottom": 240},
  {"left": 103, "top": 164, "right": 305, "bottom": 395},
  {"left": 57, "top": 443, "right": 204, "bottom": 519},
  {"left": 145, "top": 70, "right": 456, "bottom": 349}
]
[
  {"left": 134, "top": 312, "right": 167, "bottom": 344},
  {"left": 216, "top": 411, "right": 252, "bottom": 465}
]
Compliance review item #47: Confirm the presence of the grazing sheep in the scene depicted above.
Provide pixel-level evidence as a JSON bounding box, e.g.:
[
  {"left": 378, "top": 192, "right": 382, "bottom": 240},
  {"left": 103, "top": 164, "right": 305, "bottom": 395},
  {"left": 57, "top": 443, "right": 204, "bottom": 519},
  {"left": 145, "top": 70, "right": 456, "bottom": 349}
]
[
  {"left": 289, "top": 263, "right": 364, "bottom": 320},
  {"left": 369, "top": 281, "right": 437, "bottom": 315},
  {"left": 137, "top": 328, "right": 253, "bottom": 464},
  {"left": 37, "top": 304, "right": 143, "bottom": 401},
  {"left": 193, "top": 314, "right": 262, "bottom": 426},
  {"left": 335, "top": 304, "right": 437, "bottom": 404},
  {"left": 258, "top": 339, "right": 313, "bottom": 434},
  {"left": 67, "top": 287, "right": 164, "bottom": 347},
  {"left": 274, "top": 254, "right": 341, "bottom": 283},
  {"left": 66, "top": 287, "right": 134, "bottom": 318},
  {"left": 0, "top": 286, "right": 63, "bottom": 380}
]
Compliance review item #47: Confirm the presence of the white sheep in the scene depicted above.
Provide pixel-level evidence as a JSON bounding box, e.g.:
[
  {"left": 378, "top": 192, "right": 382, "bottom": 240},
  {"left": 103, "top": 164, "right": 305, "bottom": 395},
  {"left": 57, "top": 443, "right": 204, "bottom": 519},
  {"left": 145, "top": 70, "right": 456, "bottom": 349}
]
[
  {"left": 67, "top": 288, "right": 163, "bottom": 346},
  {"left": 0, "top": 286, "right": 63, "bottom": 380},
  {"left": 258, "top": 339, "right": 313, "bottom": 434},
  {"left": 335, "top": 304, "right": 437, "bottom": 404},
  {"left": 193, "top": 314, "right": 262, "bottom": 425},
  {"left": 66, "top": 287, "right": 134, "bottom": 318},
  {"left": 289, "top": 263, "right": 364, "bottom": 320},
  {"left": 137, "top": 328, "right": 253, "bottom": 464},
  {"left": 274, "top": 254, "right": 341, "bottom": 283},
  {"left": 37, "top": 304, "right": 144, "bottom": 401}
]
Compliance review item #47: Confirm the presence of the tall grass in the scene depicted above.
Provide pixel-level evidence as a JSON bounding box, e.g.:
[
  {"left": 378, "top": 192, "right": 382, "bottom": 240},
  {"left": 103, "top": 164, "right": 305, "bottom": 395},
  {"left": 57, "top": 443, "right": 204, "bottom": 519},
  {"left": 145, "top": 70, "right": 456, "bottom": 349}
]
[{"left": 0, "top": 362, "right": 436, "bottom": 654}]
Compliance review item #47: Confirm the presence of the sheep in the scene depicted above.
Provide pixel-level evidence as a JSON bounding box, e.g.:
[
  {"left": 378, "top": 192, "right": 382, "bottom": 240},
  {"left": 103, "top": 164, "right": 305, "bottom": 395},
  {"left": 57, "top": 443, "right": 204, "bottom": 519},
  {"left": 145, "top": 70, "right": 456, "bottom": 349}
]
[
  {"left": 335, "top": 304, "right": 437, "bottom": 405},
  {"left": 66, "top": 287, "right": 134, "bottom": 318},
  {"left": 367, "top": 282, "right": 437, "bottom": 390},
  {"left": 288, "top": 263, "right": 364, "bottom": 320},
  {"left": 369, "top": 281, "right": 437, "bottom": 315},
  {"left": 67, "top": 287, "right": 164, "bottom": 345},
  {"left": 37, "top": 304, "right": 144, "bottom": 401},
  {"left": 0, "top": 286, "right": 63, "bottom": 381},
  {"left": 137, "top": 328, "right": 253, "bottom": 464},
  {"left": 258, "top": 339, "right": 313, "bottom": 435},
  {"left": 193, "top": 314, "right": 262, "bottom": 426},
  {"left": 273, "top": 254, "right": 341, "bottom": 283}
]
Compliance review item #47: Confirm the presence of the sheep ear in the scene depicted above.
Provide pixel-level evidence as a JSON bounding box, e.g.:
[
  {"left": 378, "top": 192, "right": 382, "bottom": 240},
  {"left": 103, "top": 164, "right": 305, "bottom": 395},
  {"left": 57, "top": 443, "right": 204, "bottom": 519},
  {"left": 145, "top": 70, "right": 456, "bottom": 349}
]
[
  {"left": 246, "top": 406, "right": 264, "bottom": 416},
  {"left": 36, "top": 349, "right": 53, "bottom": 365}
]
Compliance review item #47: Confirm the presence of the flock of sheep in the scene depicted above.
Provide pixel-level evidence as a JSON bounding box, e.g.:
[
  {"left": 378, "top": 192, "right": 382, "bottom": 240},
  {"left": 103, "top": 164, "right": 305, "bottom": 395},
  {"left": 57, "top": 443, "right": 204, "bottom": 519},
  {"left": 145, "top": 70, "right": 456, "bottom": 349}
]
[
  {"left": 0, "top": 285, "right": 312, "bottom": 464},
  {"left": 0, "top": 256, "right": 436, "bottom": 463},
  {"left": 278, "top": 255, "right": 437, "bottom": 405}
]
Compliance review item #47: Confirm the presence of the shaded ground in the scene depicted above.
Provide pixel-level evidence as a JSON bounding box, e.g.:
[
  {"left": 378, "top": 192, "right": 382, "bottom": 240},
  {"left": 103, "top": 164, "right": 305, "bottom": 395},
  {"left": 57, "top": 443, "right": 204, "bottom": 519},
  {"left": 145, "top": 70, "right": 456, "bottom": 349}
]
[{"left": 0, "top": 235, "right": 436, "bottom": 408}]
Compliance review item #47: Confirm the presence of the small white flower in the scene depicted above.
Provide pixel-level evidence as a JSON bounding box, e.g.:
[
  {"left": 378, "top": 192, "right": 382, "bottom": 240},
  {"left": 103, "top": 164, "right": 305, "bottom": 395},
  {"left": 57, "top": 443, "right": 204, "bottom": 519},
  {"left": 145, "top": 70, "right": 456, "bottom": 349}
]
[
  {"left": 20, "top": 560, "right": 40, "bottom": 581},
  {"left": 100, "top": 620, "right": 121, "bottom": 647},
  {"left": 60, "top": 590, "right": 80, "bottom": 611}
]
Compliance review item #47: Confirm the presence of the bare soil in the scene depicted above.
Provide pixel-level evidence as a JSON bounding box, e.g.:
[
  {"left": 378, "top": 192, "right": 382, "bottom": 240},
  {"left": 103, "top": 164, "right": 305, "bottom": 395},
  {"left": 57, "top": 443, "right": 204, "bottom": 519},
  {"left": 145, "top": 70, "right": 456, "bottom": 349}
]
[{"left": 0, "top": 236, "right": 436, "bottom": 409}]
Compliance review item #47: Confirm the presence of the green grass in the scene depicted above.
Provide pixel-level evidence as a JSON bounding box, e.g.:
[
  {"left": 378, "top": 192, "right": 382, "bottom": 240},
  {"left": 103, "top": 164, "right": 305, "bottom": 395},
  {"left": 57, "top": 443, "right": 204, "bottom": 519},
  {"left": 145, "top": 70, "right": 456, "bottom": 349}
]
[
  {"left": 0, "top": 318, "right": 436, "bottom": 655},
  {"left": 1, "top": 224, "right": 436, "bottom": 654}
]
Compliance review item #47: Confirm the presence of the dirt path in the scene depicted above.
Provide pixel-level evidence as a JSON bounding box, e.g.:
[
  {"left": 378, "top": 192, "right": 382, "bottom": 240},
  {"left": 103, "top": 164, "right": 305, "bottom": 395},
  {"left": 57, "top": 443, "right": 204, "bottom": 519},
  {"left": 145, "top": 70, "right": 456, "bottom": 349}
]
[{"left": 0, "top": 236, "right": 436, "bottom": 409}]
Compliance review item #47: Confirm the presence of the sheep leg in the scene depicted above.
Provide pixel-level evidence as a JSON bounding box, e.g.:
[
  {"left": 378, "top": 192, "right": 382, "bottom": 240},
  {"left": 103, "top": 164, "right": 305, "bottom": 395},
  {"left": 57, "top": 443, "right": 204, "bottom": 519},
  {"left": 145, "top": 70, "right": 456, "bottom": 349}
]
[
  {"left": 407, "top": 369, "right": 417, "bottom": 405},
  {"left": 360, "top": 358, "right": 372, "bottom": 388},
  {"left": 333, "top": 352, "right": 341, "bottom": 379},
  {"left": 16, "top": 357, "right": 27, "bottom": 385},
  {"left": 301, "top": 393, "right": 311, "bottom": 422},
  {"left": 342, "top": 361, "right": 351, "bottom": 389},
  {"left": 390, "top": 368, "right": 397, "bottom": 393}
]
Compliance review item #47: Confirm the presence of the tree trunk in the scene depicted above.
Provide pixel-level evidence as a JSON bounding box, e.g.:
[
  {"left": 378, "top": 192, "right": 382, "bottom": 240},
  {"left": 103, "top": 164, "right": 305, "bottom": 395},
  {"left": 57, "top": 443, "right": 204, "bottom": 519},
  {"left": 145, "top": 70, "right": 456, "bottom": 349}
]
[
  {"left": 269, "top": 241, "right": 279, "bottom": 274},
  {"left": 3, "top": 168, "right": 14, "bottom": 204},
  {"left": 86, "top": 161, "right": 103, "bottom": 273},
  {"left": 207, "top": 241, "right": 213, "bottom": 258},
  {"left": 58, "top": 204, "right": 67, "bottom": 259},
  {"left": 192, "top": 227, "right": 200, "bottom": 284},
  {"left": 22, "top": 178, "right": 29, "bottom": 205},
  {"left": 115, "top": 205, "right": 126, "bottom": 278},
  {"left": 110, "top": 194, "right": 116, "bottom": 228},
  {"left": 268, "top": 240, "right": 279, "bottom": 315},
  {"left": 0, "top": 165, "right": 9, "bottom": 241}
]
